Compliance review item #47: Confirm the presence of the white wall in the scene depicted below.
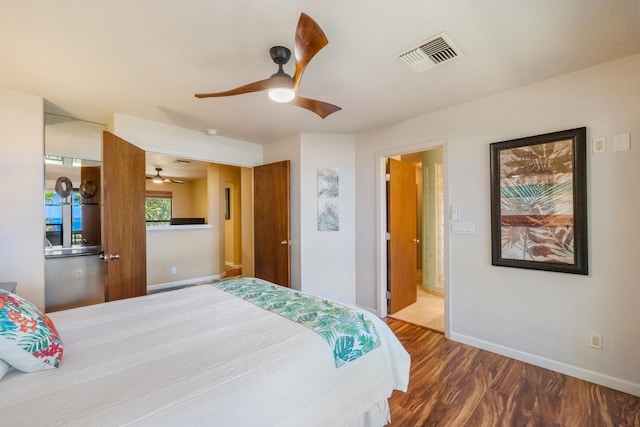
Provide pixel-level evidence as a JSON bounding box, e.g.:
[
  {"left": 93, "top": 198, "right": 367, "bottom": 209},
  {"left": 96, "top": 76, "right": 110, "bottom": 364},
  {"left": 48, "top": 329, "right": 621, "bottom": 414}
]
[
  {"left": 355, "top": 53, "right": 640, "bottom": 395},
  {"left": 110, "top": 113, "right": 263, "bottom": 167},
  {"left": 0, "top": 88, "right": 45, "bottom": 308},
  {"left": 263, "top": 133, "right": 357, "bottom": 304},
  {"left": 300, "top": 134, "right": 356, "bottom": 304}
]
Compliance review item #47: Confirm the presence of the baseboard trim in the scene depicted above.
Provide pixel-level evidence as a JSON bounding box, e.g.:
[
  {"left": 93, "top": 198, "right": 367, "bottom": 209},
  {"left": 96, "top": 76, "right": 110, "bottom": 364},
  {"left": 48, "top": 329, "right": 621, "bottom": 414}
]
[
  {"left": 147, "top": 275, "right": 222, "bottom": 292},
  {"left": 450, "top": 332, "right": 640, "bottom": 397}
]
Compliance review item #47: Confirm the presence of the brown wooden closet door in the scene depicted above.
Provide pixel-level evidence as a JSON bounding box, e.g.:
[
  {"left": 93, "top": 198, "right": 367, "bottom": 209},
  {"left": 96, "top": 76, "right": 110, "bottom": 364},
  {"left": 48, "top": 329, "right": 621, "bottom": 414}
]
[{"left": 254, "top": 160, "right": 291, "bottom": 287}]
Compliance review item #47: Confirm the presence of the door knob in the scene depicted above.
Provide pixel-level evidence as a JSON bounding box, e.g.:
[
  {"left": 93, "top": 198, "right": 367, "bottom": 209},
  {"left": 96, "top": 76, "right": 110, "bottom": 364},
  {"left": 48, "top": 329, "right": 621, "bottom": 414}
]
[
  {"left": 413, "top": 239, "right": 420, "bottom": 244},
  {"left": 280, "top": 240, "right": 289, "bottom": 245},
  {"left": 100, "top": 252, "right": 121, "bottom": 261}
]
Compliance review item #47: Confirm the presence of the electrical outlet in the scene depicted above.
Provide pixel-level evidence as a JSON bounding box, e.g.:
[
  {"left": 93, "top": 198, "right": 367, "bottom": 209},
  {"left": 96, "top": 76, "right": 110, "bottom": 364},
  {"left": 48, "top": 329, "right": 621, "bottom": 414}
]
[
  {"left": 590, "top": 333, "right": 602, "bottom": 349},
  {"left": 75, "top": 269, "right": 84, "bottom": 280},
  {"left": 592, "top": 137, "right": 606, "bottom": 153},
  {"left": 171, "top": 267, "right": 177, "bottom": 275}
]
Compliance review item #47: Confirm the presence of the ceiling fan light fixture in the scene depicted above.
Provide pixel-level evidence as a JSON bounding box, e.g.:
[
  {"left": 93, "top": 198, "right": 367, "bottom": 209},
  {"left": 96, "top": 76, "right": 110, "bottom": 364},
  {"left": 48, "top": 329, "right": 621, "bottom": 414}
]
[
  {"left": 268, "top": 87, "right": 296, "bottom": 103},
  {"left": 152, "top": 167, "right": 164, "bottom": 184}
]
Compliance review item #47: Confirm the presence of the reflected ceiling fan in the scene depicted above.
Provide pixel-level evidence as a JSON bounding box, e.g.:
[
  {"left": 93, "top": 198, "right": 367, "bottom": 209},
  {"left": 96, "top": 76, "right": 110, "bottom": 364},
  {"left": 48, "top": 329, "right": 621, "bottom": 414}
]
[
  {"left": 146, "top": 168, "right": 184, "bottom": 184},
  {"left": 195, "top": 13, "right": 341, "bottom": 119}
]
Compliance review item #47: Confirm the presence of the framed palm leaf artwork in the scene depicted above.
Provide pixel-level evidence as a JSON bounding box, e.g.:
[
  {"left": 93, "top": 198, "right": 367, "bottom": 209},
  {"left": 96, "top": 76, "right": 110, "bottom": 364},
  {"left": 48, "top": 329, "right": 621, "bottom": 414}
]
[{"left": 490, "top": 127, "right": 588, "bottom": 275}]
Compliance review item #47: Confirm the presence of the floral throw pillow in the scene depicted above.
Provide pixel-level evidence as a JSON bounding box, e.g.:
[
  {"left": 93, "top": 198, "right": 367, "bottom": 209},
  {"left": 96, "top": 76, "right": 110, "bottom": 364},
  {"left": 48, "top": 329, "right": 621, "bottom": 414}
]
[
  {"left": 0, "top": 290, "right": 63, "bottom": 377},
  {"left": 0, "top": 359, "right": 10, "bottom": 380}
]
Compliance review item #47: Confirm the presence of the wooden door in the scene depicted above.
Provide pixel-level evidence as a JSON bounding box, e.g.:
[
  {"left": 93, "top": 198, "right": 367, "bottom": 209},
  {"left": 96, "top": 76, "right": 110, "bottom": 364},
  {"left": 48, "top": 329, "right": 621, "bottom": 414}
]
[
  {"left": 254, "top": 160, "right": 290, "bottom": 287},
  {"left": 102, "top": 131, "right": 147, "bottom": 301},
  {"left": 387, "top": 158, "right": 418, "bottom": 313}
]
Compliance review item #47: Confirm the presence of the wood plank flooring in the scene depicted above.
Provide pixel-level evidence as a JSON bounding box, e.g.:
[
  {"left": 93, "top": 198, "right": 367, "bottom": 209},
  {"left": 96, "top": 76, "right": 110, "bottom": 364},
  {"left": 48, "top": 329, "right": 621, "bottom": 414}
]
[{"left": 385, "top": 318, "right": 640, "bottom": 426}]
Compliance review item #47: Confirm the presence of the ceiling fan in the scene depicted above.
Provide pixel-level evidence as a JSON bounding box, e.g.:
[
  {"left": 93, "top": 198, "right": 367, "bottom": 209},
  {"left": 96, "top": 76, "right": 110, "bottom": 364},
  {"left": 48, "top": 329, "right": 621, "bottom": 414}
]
[
  {"left": 146, "top": 168, "right": 184, "bottom": 184},
  {"left": 195, "top": 13, "right": 341, "bottom": 119}
]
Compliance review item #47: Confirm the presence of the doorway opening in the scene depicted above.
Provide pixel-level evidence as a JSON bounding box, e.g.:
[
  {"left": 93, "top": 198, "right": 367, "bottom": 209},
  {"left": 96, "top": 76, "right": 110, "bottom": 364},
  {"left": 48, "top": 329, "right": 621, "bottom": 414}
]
[
  {"left": 387, "top": 149, "right": 444, "bottom": 332},
  {"left": 144, "top": 154, "right": 247, "bottom": 287},
  {"left": 376, "top": 141, "right": 448, "bottom": 335}
]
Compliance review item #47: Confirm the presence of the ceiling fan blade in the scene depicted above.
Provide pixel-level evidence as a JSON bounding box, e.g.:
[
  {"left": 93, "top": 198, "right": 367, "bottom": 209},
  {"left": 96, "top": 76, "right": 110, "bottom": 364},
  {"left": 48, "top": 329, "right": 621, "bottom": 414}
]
[
  {"left": 195, "top": 78, "right": 274, "bottom": 98},
  {"left": 293, "top": 13, "right": 329, "bottom": 90},
  {"left": 169, "top": 178, "right": 184, "bottom": 184},
  {"left": 290, "top": 96, "right": 341, "bottom": 119}
]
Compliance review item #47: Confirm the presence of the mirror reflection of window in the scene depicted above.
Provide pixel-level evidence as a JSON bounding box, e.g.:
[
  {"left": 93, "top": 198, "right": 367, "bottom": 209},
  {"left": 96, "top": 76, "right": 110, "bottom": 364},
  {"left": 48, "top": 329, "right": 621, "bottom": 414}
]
[{"left": 44, "top": 189, "right": 83, "bottom": 246}]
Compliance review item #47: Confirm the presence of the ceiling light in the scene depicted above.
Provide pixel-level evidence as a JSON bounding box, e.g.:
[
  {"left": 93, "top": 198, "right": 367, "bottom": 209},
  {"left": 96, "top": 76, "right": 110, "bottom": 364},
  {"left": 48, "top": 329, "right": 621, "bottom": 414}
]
[
  {"left": 268, "top": 88, "right": 295, "bottom": 103},
  {"left": 152, "top": 167, "right": 164, "bottom": 183},
  {"left": 206, "top": 128, "right": 218, "bottom": 135}
]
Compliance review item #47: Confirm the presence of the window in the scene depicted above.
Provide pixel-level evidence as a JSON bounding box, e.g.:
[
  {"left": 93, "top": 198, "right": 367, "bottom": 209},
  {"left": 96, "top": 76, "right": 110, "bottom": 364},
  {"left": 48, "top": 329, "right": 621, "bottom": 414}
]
[{"left": 145, "top": 190, "right": 172, "bottom": 226}]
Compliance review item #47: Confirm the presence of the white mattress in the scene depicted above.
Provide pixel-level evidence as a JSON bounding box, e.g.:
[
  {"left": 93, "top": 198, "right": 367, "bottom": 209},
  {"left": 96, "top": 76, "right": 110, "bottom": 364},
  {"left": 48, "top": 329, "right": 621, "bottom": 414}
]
[{"left": 0, "top": 285, "right": 409, "bottom": 426}]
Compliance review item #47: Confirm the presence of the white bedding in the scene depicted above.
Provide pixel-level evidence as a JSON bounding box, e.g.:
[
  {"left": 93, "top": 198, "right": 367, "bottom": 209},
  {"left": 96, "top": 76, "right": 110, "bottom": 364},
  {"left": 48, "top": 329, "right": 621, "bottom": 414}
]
[{"left": 0, "top": 284, "right": 409, "bottom": 426}]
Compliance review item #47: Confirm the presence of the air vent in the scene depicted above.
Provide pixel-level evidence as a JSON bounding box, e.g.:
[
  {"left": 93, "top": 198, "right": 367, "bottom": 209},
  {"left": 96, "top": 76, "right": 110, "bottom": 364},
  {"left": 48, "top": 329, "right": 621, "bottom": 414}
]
[{"left": 396, "top": 32, "right": 463, "bottom": 73}]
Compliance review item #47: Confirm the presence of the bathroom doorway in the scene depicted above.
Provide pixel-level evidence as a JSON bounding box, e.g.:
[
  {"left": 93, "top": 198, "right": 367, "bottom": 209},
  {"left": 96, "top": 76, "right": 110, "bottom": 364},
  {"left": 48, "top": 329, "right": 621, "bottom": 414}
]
[{"left": 387, "top": 147, "right": 445, "bottom": 332}]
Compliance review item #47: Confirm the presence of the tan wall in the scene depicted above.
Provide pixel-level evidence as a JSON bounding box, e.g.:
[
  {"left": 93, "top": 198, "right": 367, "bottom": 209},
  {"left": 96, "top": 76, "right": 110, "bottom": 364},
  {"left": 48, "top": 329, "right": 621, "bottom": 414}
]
[
  {"left": 241, "top": 167, "right": 254, "bottom": 277},
  {"left": 192, "top": 177, "right": 209, "bottom": 222},
  {"left": 146, "top": 227, "right": 217, "bottom": 285},
  {"left": 145, "top": 179, "right": 203, "bottom": 220}
]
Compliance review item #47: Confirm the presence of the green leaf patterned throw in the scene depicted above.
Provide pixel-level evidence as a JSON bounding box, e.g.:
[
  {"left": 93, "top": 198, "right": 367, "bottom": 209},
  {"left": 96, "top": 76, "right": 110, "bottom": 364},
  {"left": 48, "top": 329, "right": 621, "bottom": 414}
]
[{"left": 215, "top": 278, "right": 381, "bottom": 368}]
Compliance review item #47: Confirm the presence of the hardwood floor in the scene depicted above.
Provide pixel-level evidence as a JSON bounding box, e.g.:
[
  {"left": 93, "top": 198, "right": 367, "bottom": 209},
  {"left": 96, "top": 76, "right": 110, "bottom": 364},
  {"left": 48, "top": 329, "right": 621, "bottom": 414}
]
[{"left": 385, "top": 318, "right": 640, "bottom": 426}]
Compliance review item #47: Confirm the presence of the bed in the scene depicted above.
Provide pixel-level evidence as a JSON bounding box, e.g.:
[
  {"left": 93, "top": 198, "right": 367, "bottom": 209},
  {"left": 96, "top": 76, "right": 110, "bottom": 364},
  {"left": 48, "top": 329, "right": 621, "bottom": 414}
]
[{"left": 0, "top": 277, "right": 410, "bottom": 426}]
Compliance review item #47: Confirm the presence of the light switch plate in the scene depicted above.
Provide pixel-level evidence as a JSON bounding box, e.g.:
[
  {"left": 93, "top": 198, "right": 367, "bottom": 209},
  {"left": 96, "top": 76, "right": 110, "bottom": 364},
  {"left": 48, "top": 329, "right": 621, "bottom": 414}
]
[
  {"left": 450, "top": 222, "right": 475, "bottom": 234},
  {"left": 614, "top": 133, "right": 630, "bottom": 151},
  {"left": 592, "top": 137, "right": 606, "bottom": 153}
]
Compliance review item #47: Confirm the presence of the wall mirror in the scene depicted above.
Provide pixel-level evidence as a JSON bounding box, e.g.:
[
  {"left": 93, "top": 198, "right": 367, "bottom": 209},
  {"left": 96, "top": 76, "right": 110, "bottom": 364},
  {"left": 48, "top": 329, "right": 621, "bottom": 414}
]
[{"left": 44, "top": 113, "right": 106, "bottom": 254}]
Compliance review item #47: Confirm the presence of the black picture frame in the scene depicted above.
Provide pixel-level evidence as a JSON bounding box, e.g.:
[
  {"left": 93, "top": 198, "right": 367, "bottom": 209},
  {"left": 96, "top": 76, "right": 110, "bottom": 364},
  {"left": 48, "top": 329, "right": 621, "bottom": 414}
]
[{"left": 490, "top": 127, "right": 588, "bottom": 275}]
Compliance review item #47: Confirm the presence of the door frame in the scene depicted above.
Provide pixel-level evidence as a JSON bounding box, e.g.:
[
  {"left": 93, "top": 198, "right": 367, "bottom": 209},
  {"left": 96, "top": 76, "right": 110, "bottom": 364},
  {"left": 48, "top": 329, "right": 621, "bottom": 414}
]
[{"left": 375, "top": 138, "right": 451, "bottom": 338}]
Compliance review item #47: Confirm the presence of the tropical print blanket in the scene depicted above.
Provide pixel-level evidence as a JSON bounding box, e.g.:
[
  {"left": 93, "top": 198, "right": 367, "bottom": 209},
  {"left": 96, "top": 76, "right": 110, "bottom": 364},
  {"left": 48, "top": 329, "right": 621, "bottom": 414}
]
[{"left": 214, "top": 278, "right": 381, "bottom": 367}]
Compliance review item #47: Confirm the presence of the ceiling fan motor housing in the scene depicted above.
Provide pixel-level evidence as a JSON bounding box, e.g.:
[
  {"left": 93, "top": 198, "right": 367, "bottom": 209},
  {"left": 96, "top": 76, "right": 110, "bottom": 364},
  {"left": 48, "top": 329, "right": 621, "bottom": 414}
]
[{"left": 270, "top": 46, "right": 291, "bottom": 64}]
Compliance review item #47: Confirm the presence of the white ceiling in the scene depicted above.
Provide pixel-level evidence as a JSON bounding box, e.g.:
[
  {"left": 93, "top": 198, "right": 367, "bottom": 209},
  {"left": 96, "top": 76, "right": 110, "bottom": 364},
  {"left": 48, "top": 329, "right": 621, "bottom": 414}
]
[{"left": 2, "top": 1, "right": 640, "bottom": 145}]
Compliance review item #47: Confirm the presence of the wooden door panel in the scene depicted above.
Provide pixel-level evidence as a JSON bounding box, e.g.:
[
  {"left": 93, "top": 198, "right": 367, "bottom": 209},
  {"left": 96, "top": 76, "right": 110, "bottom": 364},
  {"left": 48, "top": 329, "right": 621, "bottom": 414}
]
[
  {"left": 102, "top": 131, "right": 147, "bottom": 301},
  {"left": 388, "top": 158, "right": 417, "bottom": 313},
  {"left": 254, "top": 161, "right": 290, "bottom": 287}
]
